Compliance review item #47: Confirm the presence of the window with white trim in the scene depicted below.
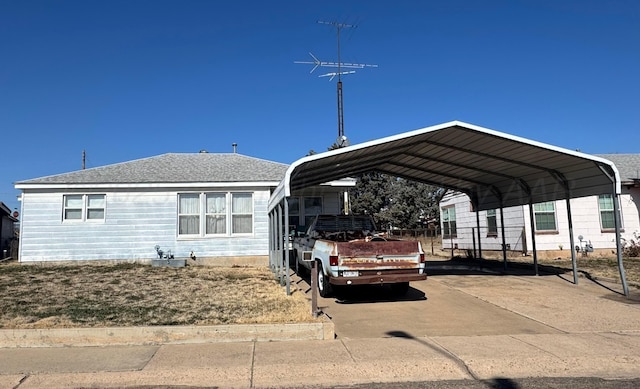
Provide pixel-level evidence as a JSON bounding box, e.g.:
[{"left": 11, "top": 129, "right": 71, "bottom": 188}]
[
  {"left": 206, "top": 193, "right": 226, "bottom": 234},
  {"left": 232, "top": 193, "right": 253, "bottom": 234},
  {"left": 533, "top": 201, "right": 556, "bottom": 231},
  {"left": 178, "top": 193, "right": 200, "bottom": 235},
  {"left": 486, "top": 209, "right": 497, "bottom": 236},
  {"left": 63, "top": 194, "right": 106, "bottom": 221},
  {"left": 441, "top": 206, "right": 456, "bottom": 238},
  {"left": 598, "top": 194, "right": 622, "bottom": 230},
  {"left": 178, "top": 192, "right": 253, "bottom": 237}
]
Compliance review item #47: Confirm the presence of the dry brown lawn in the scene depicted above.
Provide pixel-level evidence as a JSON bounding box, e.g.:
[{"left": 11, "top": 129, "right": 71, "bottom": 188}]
[{"left": 0, "top": 263, "right": 315, "bottom": 329}]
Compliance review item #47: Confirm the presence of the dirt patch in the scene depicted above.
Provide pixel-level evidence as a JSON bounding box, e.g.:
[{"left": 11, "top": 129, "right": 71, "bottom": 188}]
[{"left": 0, "top": 263, "right": 315, "bottom": 329}]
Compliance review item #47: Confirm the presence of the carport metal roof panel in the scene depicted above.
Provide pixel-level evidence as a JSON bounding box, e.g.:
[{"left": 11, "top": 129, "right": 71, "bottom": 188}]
[{"left": 269, "top": 121, "right": 620, "bottom": 212}]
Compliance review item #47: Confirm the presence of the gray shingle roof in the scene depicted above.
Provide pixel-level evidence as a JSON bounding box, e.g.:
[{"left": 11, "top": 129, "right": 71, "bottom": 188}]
[
  {"left": 596, "top": 154, "right": 640, "bottom": 183},
  {"left": 17, "top": 153, "right": 289, "bottom": 185}
]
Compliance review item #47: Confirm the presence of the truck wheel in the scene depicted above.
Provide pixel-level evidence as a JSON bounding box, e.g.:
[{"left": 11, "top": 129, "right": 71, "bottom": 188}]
[
  {"left": 390, "top": 282, "right": 410, "bottom": 296},
  {"left": 317, "top": 262, "right": 333, "bottom": 298}
]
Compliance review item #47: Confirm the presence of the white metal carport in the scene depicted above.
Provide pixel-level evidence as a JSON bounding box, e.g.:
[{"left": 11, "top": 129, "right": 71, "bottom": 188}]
[{"left": 268, "top": 121, "right": 629, "bottom": 297}]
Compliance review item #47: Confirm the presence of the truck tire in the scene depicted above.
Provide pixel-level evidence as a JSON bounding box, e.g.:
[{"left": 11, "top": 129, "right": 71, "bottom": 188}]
[
  {"left": 390, "top": 282, "right": 410, "bottom": 296},
  {"left": 317, "top": 261, "right": 333, "bottom": 298}
]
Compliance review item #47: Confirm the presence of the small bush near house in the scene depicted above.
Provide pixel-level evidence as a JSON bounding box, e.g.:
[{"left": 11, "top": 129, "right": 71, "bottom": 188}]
[
  {"left": 0, "top": 263, "right": 316, "bottom": 329},
  {"left": 623, "top": 239, "right": 640, "bottom": 257}
]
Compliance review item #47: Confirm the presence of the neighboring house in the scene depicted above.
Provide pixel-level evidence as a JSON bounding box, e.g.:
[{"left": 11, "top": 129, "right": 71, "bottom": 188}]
[
  {"left": 0, "top": 201, "right": 18, "bottom": 259},
  {"left": 15, "top": 152, "right": 350, "bottom": 264},
  {"left": 439, "top": 154, "right": 640, "bottom": 258}
]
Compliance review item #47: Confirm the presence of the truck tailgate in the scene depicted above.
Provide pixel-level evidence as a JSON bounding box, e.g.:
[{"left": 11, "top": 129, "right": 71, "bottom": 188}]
[{"left": 336, "top": 241, "right": 422, "bottom": 268}]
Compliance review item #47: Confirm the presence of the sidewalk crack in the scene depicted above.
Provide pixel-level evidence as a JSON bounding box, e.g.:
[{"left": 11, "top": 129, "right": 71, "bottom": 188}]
[
  {"left": 340, "top": 339, "right": 357, "bottom": 362},
  {"left": 12, "top": 374, "right": 29, "bottom": 389},
  {"left": 249, "top": 341, "right": 256, "bottom": 388}
]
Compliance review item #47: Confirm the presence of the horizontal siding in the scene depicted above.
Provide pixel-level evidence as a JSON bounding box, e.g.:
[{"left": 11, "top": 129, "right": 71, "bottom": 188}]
[
  {"left": 441, "top": 189, "right": 640, "bottom": 252},
  {"left": 440, "top": 193, "right": 526, "bottom": 252},
  {"left": 19, "top": 188, "right": 275, "bottom": 262}
]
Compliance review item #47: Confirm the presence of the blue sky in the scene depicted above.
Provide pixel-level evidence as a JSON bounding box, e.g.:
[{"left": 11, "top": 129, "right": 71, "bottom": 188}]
[{"left": 1, "top": 0, "right": 639, "bottom": 212}]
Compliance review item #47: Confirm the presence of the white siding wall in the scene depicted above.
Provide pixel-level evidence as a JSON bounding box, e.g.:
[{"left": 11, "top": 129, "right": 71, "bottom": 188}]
[
  {"left": 522, "top": 190, "right": 640, "bottom": 251},
  {"left": 439, "top": 192, "right": 526, "bottom": 252},
  {"left": 19, "top": 187, "right": 274, "bottom": 262},
  {"left": 441, "top": 188, "right": 640, "bottom": 253}
]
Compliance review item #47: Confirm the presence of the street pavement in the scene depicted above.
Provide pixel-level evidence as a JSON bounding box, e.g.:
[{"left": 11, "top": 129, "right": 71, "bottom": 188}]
[{"left": 1, "top": 264, "right": 640, "bottom": 388}]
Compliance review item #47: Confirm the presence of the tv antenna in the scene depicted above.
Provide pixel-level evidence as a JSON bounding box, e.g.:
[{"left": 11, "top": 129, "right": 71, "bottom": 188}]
[{"left": 295, "top": 20, "right": 377, "bottom": 147}]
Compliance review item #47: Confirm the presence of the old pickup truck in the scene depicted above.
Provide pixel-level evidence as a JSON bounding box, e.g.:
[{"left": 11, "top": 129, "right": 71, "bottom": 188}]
[{"left": 292, "top": 214, "right": 427, "bottom": 297}]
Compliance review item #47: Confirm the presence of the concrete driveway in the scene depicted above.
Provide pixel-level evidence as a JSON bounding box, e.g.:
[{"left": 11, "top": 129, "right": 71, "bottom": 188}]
[{"left": 302, "top": 265, "right": 640, "bottom": 339}]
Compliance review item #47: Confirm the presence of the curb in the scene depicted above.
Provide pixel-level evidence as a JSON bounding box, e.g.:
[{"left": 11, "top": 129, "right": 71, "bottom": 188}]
[{"left": 0, "top": 320, "right": 335, "bottom": 348}]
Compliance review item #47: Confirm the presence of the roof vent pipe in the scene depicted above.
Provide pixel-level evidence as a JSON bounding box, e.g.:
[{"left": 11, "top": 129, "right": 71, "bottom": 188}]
[{"left": 232, "top": 143, "right": 237, "bottom": 153}]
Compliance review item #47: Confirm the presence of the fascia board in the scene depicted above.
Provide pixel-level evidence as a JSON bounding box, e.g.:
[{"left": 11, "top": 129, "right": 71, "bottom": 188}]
[{"left": 15, "top": 181, "right": 282, "bottom": 190}]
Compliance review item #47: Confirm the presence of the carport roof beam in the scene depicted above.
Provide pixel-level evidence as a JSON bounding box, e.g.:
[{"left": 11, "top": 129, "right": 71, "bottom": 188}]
[{"left": 268, "top": 121, "right": 621, "bottom": 213}]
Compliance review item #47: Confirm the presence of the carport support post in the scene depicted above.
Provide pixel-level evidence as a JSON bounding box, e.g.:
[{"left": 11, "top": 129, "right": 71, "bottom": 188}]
[
  {"left": 276, "top": 204, "right": 283, "bottom": 284},
  {"left": 475, "top": 205, "right": 482, "bottom": 260},
  {"left": 500, "top": 207, "right": 507, "bottom": 270},
  {"left": 528, "top": 199, "right": 538, "bottom": 276},
  {"left": 284, "top": 197, "right": 291, "bottom": 296},
  {"left": 613, "top": 193, "right": 630, "bottom": 297},
  {"left": 566, "top": 196, "right": 578, "bottom": 285},
  {"left": 268, "top": 212, "right": 274, "bottom": 271}
]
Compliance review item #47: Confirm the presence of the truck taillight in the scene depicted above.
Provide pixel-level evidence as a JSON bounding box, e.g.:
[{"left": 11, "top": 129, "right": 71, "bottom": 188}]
[
  {"left": 329, "top": 255, "right": 339, "bottom": 266},
  {"left": 420, "top": 253, "right": 425, "bottom": 263}
]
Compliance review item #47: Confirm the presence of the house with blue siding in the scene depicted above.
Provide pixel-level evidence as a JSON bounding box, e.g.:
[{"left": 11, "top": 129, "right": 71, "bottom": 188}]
[
  {"left": 15, "top": 152, "right": 350, "bottom": 265},
  {"left": 439, "top": 154, "right": 640, "bottom": 259}
]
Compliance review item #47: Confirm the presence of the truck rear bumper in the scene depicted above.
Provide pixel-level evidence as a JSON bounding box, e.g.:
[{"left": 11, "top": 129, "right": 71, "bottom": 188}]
[{"left": 329, "top": 273, "right": 427, "bottom": 286}]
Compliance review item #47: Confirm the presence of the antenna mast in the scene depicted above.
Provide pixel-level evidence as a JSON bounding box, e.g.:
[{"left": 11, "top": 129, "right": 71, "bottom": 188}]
[
  {"left": 295, "top": 20, "right": 377, "bottom": 146},
  {"left": 318, "top": 20, "right": 353, "bottom": 140}
]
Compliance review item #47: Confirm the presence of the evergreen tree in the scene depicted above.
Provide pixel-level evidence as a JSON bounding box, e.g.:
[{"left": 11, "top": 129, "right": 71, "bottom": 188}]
[{"left": 350, "top": 173, "right": 442, "bottom": 230}]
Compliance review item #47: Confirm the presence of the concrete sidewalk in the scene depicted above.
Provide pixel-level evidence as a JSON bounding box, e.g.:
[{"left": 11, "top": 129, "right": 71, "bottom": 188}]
[{"left": 1, "top": 332, "right": 640, "bottom": 388}]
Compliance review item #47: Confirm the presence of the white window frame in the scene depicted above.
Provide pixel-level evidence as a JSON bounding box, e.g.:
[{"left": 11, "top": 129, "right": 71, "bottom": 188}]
[
  {"left": 178, "top": 192, "right": 254, "bottom": 238},
  {"left": 205, "top": 193, "right": 227, "bottom": 236},
  {"left": 178, "top": 193, "right": 201, "bottom": 236},
  {"left": 231, "top": 193, "right": 253, "bottom": 235},
  {"left": 598, "top": 194, "right": 623, "bottom": 231},
  {"left": 486, "top": 209, "right": 498, "bottom": 237},
  {"left": 533, "top": 201, "right": 557, "bottom": 232},
  {"left": 63, "top": 194, "right": 106, "bottom": 222},
  {"left": 441, "top": 206, "right": 457, "bottom": 238}
]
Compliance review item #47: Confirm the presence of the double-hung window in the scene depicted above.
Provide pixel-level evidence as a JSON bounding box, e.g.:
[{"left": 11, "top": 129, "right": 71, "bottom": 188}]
[
  {"left": 206, "top": 193, "right": 226, "bottom": 235},
  {"left": 232, "top": 193, "right": 253, "bottom": 234},
  {"left": 441, "top": 206, "right": 457, "bottom": 238},
  {"left": 63, "top": 194, "right": 106, "bottom": 221},
  {"left": 178, "top": 192, "right": 253, "bottom": 237},
  {"left": 533, "top": 201, "right": 557, "bottom": 232},
  {"left": 178, "top": 193, "right": 200, "bottom": 235},
  {"left": 598, "top": 194, "right": 622, "bottom": 231},
  {"left": 486, "top": 209, "right": 498, "bottom": 236}
]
